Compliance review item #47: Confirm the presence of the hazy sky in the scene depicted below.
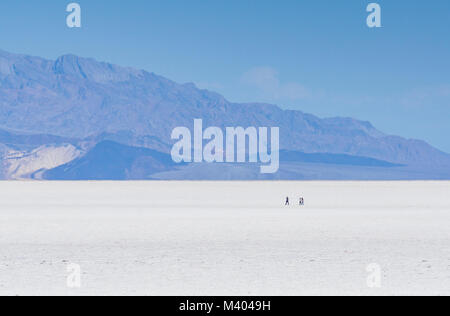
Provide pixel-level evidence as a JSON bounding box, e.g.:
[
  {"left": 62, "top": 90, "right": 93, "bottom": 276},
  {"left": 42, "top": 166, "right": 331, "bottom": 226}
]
[{"left": 1, "top": 0, "right": 449, "bottom": 152}]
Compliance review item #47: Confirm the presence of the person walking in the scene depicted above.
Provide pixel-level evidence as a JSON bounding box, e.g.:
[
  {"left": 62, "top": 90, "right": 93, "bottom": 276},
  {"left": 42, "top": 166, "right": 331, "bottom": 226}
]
[{"left": 285, "top": 197, "right": 290, "bottom": 206}]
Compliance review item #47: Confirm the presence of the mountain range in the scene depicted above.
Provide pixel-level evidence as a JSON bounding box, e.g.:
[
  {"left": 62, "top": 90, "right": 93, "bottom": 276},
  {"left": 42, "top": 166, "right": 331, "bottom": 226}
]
[{"left": 1, "top": 49, "right": 449, "bottom": 180}]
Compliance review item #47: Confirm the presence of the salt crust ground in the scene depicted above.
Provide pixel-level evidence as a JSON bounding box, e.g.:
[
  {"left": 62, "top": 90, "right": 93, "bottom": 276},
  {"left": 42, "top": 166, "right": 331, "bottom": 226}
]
[{"left": 0, "top": 181, "right": 449, "bottom": 296}]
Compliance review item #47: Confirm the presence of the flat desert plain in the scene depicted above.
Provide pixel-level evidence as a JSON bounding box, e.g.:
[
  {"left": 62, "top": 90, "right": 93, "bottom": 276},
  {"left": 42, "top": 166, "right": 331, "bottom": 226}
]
[{"left": 0, "top": 181, "right": 449, "bottom": 296}]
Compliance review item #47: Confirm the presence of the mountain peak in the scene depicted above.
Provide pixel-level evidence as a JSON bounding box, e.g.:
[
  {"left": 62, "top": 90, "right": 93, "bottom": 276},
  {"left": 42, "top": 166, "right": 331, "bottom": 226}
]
[
  {"left": 53, "top": 54, "right": 88, "bottom": 78},
  {"left": 52, "top": 53, "right": 144, "bottom": 83}
]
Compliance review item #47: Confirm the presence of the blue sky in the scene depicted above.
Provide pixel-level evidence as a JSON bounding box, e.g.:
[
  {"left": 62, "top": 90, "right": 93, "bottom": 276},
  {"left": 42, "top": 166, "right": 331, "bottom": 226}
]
[{"left": 1, "top": 0, "right": 449, "bottom": 152}]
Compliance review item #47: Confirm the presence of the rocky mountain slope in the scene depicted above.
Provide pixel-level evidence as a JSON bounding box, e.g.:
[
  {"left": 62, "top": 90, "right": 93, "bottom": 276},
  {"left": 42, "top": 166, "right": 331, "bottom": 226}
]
[{"left": 1, "top": 49, "right": 449, "bottom": 180}]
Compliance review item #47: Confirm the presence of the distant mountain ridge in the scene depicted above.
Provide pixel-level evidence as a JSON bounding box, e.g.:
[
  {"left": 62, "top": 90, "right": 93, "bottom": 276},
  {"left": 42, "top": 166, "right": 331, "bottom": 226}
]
[
  {"left": 280, "top": 150, "right": 403, "bottom": 168},
  {"left": 43, "top": 141, "right": 178, "bottom": 180},
  {"left": 1, "top": 49, "right": 449, "bottom": 180}
]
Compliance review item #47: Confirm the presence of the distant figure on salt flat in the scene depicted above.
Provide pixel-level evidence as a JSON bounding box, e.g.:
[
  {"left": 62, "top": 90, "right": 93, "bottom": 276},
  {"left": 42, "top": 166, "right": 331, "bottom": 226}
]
[
  {"left": 285, "top": 197, "right": 290, "bottom": 206},
  {"left": 299, "top": 197, "right": 305, "bottom": 206}
]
